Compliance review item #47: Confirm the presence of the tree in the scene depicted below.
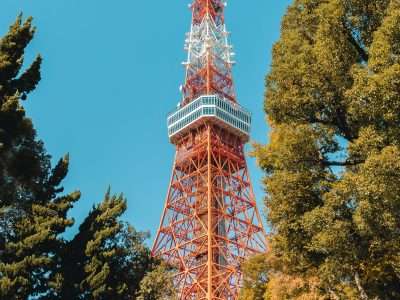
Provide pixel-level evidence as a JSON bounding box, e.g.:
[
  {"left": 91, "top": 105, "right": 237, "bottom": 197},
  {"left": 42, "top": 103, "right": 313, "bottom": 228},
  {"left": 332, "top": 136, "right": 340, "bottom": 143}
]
[
  {"left": 254, "top": 0, "right": 400, "bottom": 299},
  {"left": 0, "top": 15, "right": 173, "bottom": 300},
  {"left": 239, "top": 254, "right": 269, "bottom": 300},
  {"left": 265, "top": 274, "right": 324, "bottom": 300},
  {"left": 0, "top": 15, "right": 43, "bottom": 207},
  {"left": 59, "top": 190, "right": 161, "bottom": 300},
  {"left": 239, "top": 249, "right": 327, "bottom": 300},
  {"left": 136, "top": 263, "right": 176, "bottom": 300},
  {"left": 0, "top": 15, "right": 80, "bottom": 299}
]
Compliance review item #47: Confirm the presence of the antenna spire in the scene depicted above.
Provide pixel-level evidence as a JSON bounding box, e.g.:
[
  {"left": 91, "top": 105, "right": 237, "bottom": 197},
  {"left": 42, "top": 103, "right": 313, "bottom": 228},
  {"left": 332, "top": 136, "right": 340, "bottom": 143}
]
[{"left": 182, "top": 0, "right": 235, "bottom": 105}]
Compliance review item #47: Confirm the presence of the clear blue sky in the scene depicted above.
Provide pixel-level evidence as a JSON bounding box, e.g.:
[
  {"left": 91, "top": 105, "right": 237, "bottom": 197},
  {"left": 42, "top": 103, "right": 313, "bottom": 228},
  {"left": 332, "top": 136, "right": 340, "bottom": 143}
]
[{"left": 1, "top": 1, "right": 291, "bottom": 239}]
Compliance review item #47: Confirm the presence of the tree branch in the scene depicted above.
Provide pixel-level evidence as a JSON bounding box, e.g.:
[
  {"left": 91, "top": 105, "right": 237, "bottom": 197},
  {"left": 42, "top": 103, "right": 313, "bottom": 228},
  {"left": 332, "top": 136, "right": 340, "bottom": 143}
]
[
  {"left": 355, "top": 272, "right": 369, "bottom": 300},
  {"left": 309, "top": 115, "right": 356, "bottom": 142},
  {"left": 322, "top": 159, "right": 362, "bottom": 167},
  {"left": 328, "top": 289, "right": 340, "bottom": 300},
  {"left": 342, "top": 22, "right": 369, "bottom": 62}
]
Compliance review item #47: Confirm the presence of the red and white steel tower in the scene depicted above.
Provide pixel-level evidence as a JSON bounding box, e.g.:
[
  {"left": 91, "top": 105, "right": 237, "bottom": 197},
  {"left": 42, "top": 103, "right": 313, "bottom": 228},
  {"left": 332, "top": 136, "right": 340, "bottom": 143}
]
[{"left": 152, "top": 1, "right": 266, "bottom": 299}]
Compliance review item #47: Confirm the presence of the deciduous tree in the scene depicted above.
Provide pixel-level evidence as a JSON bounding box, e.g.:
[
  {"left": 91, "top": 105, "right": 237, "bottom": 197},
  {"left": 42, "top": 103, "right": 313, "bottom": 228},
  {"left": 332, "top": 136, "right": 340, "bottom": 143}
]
[
  {"left": 239, "top": 254, "right": 269, "bottom": 300},
  {"left": 254, "top": 1, "right": 400, "bottom": 299},
  {"left": 136, "top": 263, "right": 176, "bottom": 300}
]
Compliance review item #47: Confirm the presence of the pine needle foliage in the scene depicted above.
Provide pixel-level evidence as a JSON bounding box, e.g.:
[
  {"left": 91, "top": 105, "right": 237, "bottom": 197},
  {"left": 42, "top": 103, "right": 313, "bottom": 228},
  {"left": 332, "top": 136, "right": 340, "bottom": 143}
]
[
  {"left": 0, "top": 15, "right": 173, "bottom": 300},
  {"left": 0, "top": 15, "right": 80, "bottom": 300},
  {"left": 59, "top": 190, "right": 162, "bottom": 300}
]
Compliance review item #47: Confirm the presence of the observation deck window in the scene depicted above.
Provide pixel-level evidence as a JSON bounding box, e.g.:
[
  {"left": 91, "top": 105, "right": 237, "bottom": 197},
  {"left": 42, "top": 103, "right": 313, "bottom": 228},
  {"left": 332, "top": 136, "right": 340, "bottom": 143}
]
[{"left": 167, "top": 95, "right": 251, "bottom": 142}]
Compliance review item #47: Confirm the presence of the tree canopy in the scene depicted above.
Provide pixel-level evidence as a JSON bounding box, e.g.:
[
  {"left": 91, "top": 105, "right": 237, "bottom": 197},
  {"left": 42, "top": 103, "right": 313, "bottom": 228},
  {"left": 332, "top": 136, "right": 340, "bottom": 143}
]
[
  {"left": 60, "top": 191, "right": 160, "bottom": 300},
  {"left": 0, "top": 15, "right": 81, "bottom": 299},
  {"left": 252, "top": 1, "right": 400, "bottom": 299},
  {"left": 0, "top": 15, "right": 174, "bottom": 300}
]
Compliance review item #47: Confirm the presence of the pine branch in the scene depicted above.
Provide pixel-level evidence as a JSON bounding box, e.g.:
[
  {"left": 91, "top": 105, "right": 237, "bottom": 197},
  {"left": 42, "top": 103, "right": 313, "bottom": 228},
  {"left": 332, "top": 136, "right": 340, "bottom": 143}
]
[{"left": 11, "top": 55, "right": 42, "bottom": 99}]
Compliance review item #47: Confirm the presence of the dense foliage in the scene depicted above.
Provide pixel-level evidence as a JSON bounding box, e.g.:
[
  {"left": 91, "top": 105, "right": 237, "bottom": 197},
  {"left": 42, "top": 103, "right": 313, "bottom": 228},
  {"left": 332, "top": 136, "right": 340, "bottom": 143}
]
[
  {"left": 59, "top": 191, "right": 159, "bottom": 300},
  {"left": 239, "top": 254, "right": 269, "bottom": 300},
  {"left": 0, "top": 15, "right": 80, "bottom": 299},
  {"left": 250, "top": 1, "right": 400, "bottom": 299},
  {"left": 136, "top": 263, "right": 176, "bottom": 300},
  {"left": 0, "top": 16, "right": 174, "bottom": 300}
]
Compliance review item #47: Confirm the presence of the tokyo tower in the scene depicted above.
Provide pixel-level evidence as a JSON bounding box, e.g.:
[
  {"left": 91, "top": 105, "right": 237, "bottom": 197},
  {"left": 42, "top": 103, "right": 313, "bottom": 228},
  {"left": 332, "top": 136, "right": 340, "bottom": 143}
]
[{"left": 152, "top": 1, "right": 266, "bottom": 300}]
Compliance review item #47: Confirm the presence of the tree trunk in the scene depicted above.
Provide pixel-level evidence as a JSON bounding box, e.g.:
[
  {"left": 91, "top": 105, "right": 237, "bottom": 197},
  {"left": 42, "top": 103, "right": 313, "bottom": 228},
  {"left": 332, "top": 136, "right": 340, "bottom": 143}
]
[{"left": 355, "top": 272, "right": 369, "bottom": 300}]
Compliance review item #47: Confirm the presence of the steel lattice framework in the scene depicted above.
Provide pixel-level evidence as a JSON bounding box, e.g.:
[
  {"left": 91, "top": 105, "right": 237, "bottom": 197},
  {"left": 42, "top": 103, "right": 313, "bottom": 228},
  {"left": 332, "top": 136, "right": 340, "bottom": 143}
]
[
  {"left": 182, "top": 0, "right": 235, "bottom": 104},
  {"left": 152, "top": 1, "right": 266, "bottom": 300}
]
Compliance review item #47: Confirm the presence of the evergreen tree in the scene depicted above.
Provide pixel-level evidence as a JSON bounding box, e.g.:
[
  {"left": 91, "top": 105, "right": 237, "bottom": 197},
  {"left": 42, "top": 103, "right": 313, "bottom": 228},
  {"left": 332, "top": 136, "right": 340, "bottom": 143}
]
[
  {"left": 254, "top": 1, "right": 400, "bottom": 299},
  {"left": 0, "top": 15, "right": 42, "bottom": 207},
  {"left": 60, "top": 190, "right": 157, "bottom": 300},
  {"left": 0, "top": 16, "right": 80, "bottom": 299}
]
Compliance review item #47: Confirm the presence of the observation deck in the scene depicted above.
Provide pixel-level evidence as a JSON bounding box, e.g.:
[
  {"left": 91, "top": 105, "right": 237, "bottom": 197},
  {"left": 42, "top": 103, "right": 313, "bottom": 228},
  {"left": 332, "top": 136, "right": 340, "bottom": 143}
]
[{"left": 167, "top": 95, "right": 251, "bottom": 144}]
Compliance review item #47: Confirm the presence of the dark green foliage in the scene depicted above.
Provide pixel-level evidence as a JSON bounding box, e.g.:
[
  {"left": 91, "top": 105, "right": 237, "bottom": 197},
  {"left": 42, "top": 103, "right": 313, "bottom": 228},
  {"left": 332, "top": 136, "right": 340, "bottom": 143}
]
[
  {"left": 59, "top": 191, "right": 156, "bottom": 300},
  {"left": 0, "top": 15, "right": 43, "bottom": 208},
  {"left": 0, "top": 14, "right": 173, "bottom": 300},
  {"left": 0, "top": 15, "right": 80, "bottom": 300},
  {"left": 253, "top": 1, "right": 400, "bottom": 299}
]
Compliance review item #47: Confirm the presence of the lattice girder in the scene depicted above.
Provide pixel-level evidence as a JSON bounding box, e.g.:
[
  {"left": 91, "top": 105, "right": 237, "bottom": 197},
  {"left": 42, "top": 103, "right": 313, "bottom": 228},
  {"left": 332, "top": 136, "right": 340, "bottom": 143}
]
[
  {"left": 152, "top": 125, "right": 266, "bottom": 300},
  {"left": 153, "top": 1, "right": 266, "bottom": 299},
  {"left": 183, "top": 1, "right": 235, "bottom": 104}
]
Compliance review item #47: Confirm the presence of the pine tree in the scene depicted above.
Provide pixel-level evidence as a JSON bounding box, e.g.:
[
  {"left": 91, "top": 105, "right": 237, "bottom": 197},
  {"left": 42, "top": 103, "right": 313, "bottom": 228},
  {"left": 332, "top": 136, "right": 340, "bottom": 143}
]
[
  {"left": 0, "top": 15, "right": 173, "bottom": 300},
  {"left": 254, "top": 1, "right": 400, "bottom": 299},
  {"left": 60, "top": 190, "right": 156, "bottom": 300},
  {"left": 0, "top": 15, "right": 42, "bottom": 208},
  {"left": 0, "top": 16, "right": 80, "bottom": 299}
]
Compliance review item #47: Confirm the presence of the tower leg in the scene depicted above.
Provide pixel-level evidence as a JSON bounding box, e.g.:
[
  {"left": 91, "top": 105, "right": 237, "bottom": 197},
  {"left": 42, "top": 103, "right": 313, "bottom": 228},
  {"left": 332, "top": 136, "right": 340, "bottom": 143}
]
[
  {"left": 152, "top": 125, "right": 266, "bottom": 300},
  {"left": 207, "top": 125, "right": 213, "bottom": 300}
]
